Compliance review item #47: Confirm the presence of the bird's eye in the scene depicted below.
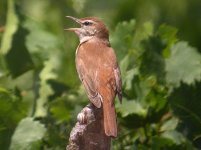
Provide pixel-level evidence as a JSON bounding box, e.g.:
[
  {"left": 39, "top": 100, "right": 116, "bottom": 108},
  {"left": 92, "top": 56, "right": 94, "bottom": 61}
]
[{"left": 83, "top": 21, "right": 91, "bottom": 26}]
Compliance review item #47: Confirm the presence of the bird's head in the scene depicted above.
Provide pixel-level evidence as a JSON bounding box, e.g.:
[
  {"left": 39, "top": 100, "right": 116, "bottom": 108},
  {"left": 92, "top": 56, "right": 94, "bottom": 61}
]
[{"left": 65, "top": 16, "right": 109, "bottom": 42}]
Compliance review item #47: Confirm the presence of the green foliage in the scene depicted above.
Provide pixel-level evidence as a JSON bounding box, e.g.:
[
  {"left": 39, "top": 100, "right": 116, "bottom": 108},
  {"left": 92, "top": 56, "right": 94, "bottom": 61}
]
[
  {"left": 0, "top": 88, "right": 27, "bottom": 150},
  {"left": 1, "top": 0, "right": 18, "bottom": 55},
  {"left": 0, "top": 0, "right": 201, "bottom": 150},
  {"left": 116, "top": 99, "right": 147, "bottom": 118},
  {"left": 1, "top": 0, "right": 34, "bottom": 77},
  {"left": 166, "top": 42, "right": 201, "bottom": 87},
  {"left": 9, "top": 117, "right": 46, "bottom": 150}
]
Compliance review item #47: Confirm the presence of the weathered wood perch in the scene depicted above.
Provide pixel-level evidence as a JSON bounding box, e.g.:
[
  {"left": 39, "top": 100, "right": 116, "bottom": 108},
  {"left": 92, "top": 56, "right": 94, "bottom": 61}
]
[{"left": 66, "top": 104, "right": 111, "bottom": 150}]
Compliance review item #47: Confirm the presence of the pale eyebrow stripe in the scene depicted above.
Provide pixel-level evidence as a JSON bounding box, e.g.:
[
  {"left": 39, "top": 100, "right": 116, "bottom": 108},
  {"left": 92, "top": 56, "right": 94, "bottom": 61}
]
[{"left": 82, "top": 20, "right": 97, "bottom": 24}]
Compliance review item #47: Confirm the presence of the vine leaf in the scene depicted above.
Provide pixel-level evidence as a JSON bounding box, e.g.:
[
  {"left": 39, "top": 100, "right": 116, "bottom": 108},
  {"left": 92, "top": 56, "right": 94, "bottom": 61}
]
[
  {"left": 166, "top": 42, "right": 201, "bottom": 87},
  {"left": 9, "top": 117, "right": 46, "bottom": 150}
]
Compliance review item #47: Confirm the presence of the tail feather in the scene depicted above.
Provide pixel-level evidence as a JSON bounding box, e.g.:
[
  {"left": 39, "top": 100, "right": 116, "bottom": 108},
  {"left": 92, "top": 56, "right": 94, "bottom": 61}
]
[
  {"left": 102, "top": 89, "right": 117, "bottom": 137},
  {"left": 103, "top": 101, "right": 117, "bottom": 137}
]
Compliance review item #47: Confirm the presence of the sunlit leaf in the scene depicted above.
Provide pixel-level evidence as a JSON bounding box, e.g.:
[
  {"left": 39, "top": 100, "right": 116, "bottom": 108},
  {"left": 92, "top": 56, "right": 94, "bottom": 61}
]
[
  {"left": 110, "top": 19, "right": 136, "bottom": 60},
  {"left": 9, "top": 117, "right": 46, "bottom": 150},
  {"left": 134, "top": 21, "right": 154, "bottom": 45},
  {"left": 0, "top": 0, "right": 34, "bottom": 77},
  {"left": 34, "top": 56, "right": 58, "bottom": 117},
  {"left": 166, "top": 42, "right": 201, "bottom": 87},
  {"left": 24, "top": 19, "right": 60, "bottom": 67},
  {"left": 160, "top": 117, "right": 179, "bottom": 132},
  {"left": 116, "top": 99, "right": 147, "bottom": 117},
  {"left": 124, "top": 68, "right": 138, "bottom": 91},
  {"left": 161, "top": 130, "right": 186, "bottom": 145},
  {"left": 158, "top": 24, "right": 178, "bottom": 58},
  {"left": 158, "top": 24, "right": 178, "bottom": 43},
  {"left": 0, "top": 0, "right": 18, "bottom": 54}
]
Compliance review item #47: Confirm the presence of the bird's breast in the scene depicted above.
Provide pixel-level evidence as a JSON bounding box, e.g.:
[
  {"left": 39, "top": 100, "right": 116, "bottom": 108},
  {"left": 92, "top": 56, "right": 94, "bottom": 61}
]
[
  {"left": 76, "top": 39, "right": 115, "bottom": 81},
  {"left": 76, "top": 40, "right": 109, "bottom": 67}
]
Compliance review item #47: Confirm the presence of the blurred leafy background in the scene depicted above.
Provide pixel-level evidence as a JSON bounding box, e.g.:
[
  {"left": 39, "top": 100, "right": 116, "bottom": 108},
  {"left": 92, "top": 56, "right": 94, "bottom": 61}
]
[{"left": 0, "top": 0, "right": 201, "bottom": 149}]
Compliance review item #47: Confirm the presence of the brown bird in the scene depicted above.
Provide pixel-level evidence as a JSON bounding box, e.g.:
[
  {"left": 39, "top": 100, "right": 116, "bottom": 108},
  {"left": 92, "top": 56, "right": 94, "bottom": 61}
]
[{"left": 65, "top": 16, "right": 122, "bottom": 137}]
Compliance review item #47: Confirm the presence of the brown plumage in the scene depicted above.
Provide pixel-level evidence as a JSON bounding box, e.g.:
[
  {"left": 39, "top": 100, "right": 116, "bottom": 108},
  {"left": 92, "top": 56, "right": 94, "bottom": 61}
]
[{"left": 65, "top": 16, "right": 122, "bottom": 137}]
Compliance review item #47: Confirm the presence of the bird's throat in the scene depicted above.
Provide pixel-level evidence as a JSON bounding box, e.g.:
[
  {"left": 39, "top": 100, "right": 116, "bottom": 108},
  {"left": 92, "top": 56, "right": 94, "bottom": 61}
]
[{"left": 79, "top": 35, "right": 94, "bottom": 44}]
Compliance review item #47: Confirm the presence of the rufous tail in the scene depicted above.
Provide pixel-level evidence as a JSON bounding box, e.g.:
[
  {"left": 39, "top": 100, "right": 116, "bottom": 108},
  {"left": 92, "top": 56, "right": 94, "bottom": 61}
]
[{"left": 102, "top": 89, "right": 117, "bottom": 137}]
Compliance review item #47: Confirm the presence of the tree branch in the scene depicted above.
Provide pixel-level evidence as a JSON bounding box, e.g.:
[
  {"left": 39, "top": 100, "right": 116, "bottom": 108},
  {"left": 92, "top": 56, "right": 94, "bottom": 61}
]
[{"left": 66, "top": 104, "right": 111, "bottom": 150}]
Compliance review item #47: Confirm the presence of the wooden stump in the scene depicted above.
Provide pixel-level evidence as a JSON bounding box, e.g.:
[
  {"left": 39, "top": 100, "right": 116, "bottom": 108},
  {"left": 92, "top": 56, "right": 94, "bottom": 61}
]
[{"left": 66, "top": 104, "right": 111, "bottom": 150}]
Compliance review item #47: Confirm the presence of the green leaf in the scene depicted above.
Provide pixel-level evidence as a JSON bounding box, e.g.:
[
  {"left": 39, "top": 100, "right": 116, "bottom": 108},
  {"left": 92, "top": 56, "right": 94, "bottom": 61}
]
[
  {"left": 50, "top": 97, "right": 71, "bottom": 123},
  {"left": 166, "top": 42, "right": 201, "bottom": 87},
  {"left": 124, "top": 68, "right": 138, "bottom": 91},
  {"left": 9, "top": 117, "right": 46, "bottom": 150},
  {"left": 34, "top": 56, "right": 57, "bottom": 117},
  {"left": 158, "top": 24, "right": 178, "bottom": 45},
  {"left": 0, "top": 0, "right": 34, "bottom": 77},
  {"left": 4, "top": 25, "right": 34, "bottom": 77},
  {"left": 0, "top": 88, "right": 26, "bottom": 150},
  {"left": 24, "top": 19, "right": 60, "bottom": 68},
  {"left": 151, "top": 136, "right": 175, "bottom": 149},
  {"left": 110, "top": 19, "right": 136, "bottom": 60},
  {"left": 161, "top": 130, "right": 186, "bottom": 145},
  {"left": 134, "top": 21, "right": 154, "bottom": 45},
  {"left": 158, "top": 24, "right": 178, "bottom": 58},
  {"left": 116, "top": 99, "right": 147, "bottom": 117},
  {"left": 0, "top": 0, "right": 18, "bottom": 54},
  {"left": 140, "top": 22, "right": 154, "bottom": 39},
  {"left": 120, "top": 54, "right": 130, "bottom": 77},
  {"left": 145, "top": 87, "right": 167, "bottom": 113},
  {"left": 160, "top": 117, "right": 179, "bottom": 132},
  {"left": 140, "top": 36, "right": 166, "bottom": 83},
  {"left": 0, "top": 88, "right": 26, "bottom": 124}
]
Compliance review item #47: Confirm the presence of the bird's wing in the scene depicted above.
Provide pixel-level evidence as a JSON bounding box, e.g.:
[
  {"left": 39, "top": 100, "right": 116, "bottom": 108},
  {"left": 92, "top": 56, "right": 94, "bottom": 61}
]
[
  {"left": 102, "top": 46, "right": 122, "bottom": 102},
  {"left": 114, "top": 65, "right": 122, "bottom": 103},
  {"left": 97, "top": 47, "right": 122, "bottom": 137},
  {"left": 76, "top": 58, "right": 102, "bottom": 108}
]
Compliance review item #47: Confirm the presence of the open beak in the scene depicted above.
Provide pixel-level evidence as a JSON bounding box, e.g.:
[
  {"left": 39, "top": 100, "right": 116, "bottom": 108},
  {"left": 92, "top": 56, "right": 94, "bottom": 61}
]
[{"left": 64, "top": 16, "right": 82, "bottom": 32}]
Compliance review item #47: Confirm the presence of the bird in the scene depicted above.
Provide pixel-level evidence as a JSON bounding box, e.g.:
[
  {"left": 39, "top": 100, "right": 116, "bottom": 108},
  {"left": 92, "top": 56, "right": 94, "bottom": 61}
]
[{"left": 65, "top": 16, "right": 122, "bottom": 137}]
